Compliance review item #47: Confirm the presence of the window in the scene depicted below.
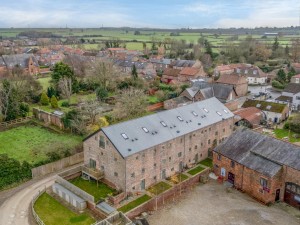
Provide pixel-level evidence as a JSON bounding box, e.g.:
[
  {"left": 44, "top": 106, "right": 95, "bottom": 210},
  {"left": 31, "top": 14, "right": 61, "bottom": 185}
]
[
  {"left": 121, "top": 133, "right": 129, "bottom": 140},
  {"left": 208, "top": 139, "right": 211, "bottom": 144},
  {"left": 177, "top": 116, "right": 183, "bottom": 121},
  {"left": 223, "top": 128, "right": 225, "bottom": 133},
  {"left": 114, "top": 157, "right": 117, "bottom": 161},
  {"left": 194, "top": 145, "right": 197, "bottom": 149},
  {"left": 201, "top": 143, "right": 203, "bottom": 147},
  {"left": 131, "top": 172, "right": 135, "bottom": 177},
  {"left": 142, "top": 168, "right": 145, "bottom": 173},
  {"left": 142, "top": 127, "right": 149, "bottom": 133},
  {"left": 260, "top": 178, "right": 268, "bottom": 188},
  {"left": 94, "top": 136, "right": 98, "bottom": 140},
  {"left": 189, "top": 135, "right": 192, "bottom": 139},
  {"left": 189, "top": 148, "right": 191, "bottom": 151},
  {"left": 89, "top": 147, "right": 91, "bottom": 150},
  {"left": 178, "top": 152, "right": 182, "bottom": 157},
  {"left": 217, "top": 154, "right": 221, "bottom": 161},
  {"left": 154, "top": 163, "right": 156, "bottom": 168},
  {"left": 142, "top": 153, "right": 145, "bottom": 157},
  {"left": 171, "top": 167, "right": 174, "bottom": 171},
  {"left": 101, "top": 152, "right": 103, "bottom": 155},
  {"left": 89, "top": 159, "right": 96, "bottom": 168},
  {"left": 209, "top": 127, "right": 211, "bottom": 131},
  {"left": 136, "top": 156, "right": 139, "bottom": 160},
  {"left": 100, "top": 165, "right": 104, "bottom": 170},
  {"left": 216, "top": 111, "right": 222, "bottom": 116},
  {"left": 297, "top": 96, "right": 300, "bottom": 100},
  {"left": 160, "top": 121, "right": 167, "bottom": 127},
  {"left": 114, "top": 172, "right": 118, "bottom": 177},
  {"left": 169, "top": 157, "right": 172, "bottom": 162},
  {"left": 231, "top": 161, "right": 235, "bottom": 168},
  {"left": 99, "top": 136, "right": 105, "bottom": 148},
  {"left": 153, "top": 176, "right": 157, "bottom": 180},
  {"left": 215, "top": 131, "right": 218, "bottom": 136},
  {"left": 180, "top": 138, "right": 183, "bottom": 143}
]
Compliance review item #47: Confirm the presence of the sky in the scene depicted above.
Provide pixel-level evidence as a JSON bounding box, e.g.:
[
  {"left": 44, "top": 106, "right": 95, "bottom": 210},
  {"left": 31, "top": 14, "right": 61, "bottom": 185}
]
[{"left": 0, "top": 0, "right": 299, "bottom": 28}]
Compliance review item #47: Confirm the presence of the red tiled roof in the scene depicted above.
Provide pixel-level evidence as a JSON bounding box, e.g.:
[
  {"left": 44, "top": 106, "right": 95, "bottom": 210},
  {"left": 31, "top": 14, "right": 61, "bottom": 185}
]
[
  {"left": 234, "top": 107, "right": 263, "bottom": 126},
  {"left": 216, "top": 74, "right": 248, "bottom": 85},
  {"left": 292, "top": 63, "right": 300, "bottom": 68},
  {"left": 180, "top": 67, "right": 199, "bottom": 76},
  {"left": 293, "top": 74, "right": 300, "bottom": 78},
  {"left": 163, "top": 68, "right": 181, "bottom": 77}
]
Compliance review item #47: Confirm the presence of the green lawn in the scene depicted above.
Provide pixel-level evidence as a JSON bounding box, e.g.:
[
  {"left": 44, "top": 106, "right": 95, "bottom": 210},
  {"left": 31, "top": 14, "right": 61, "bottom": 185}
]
[
  {"left": 34, "top": 193, "right": 95, "bottom": 225},
  {"left": 187, "top": 165, "right": 205, "bottom": 176},
  {"left": 147, "top": 96, "right": 159, "bottom": 104},
  {"left": 0, "top": 125, "right": 82, "bottom": 164},
  {"left": 70, "top": 177, "right": 117, "bottom": 202},
  {"left": 274, "top": 129, "right": 300, "bottom": 143},
  {"left": 118, "top": 195, "right": 151, "bottom": 213},
  {"left": 37, "top": 77, "right": 52, "bottom": 91},
  {"left": 199, "top": 158, "right": 213, "bottom": 168},
  {"left": 169, "top": 173, "right": 189, "bottom": 184},
  {"left": 147, "top": 181, "right": 172, "bottom": 195}
]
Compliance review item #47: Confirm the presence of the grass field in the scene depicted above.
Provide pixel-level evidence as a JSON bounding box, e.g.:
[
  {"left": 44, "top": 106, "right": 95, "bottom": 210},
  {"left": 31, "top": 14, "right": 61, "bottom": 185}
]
[
  {"left": 0, "top": 124, "right": 82, "bottom": 164},
  {"left": 118, "top": 195, "right": 151, "bottom": 213},
  {"left": 147, "top": 181, "right": 172, "bottom": 195},
  {"left": 37, "top": 76, "right": 52, "bottom": 91},
  {"left": 273, "top": 129, "right": 300, "bottom": 143},
  {"left": 70, "top": 177, "right": 117, "bottom": 202},
  {"left": 187, "top": 165, "right": 205, "bottom": 176},
  {"left": 199, "top": 158, "right": 213, "bottom": 168},
  {"left": 34, "top": 193, "right": 95, "bottom": 225}
]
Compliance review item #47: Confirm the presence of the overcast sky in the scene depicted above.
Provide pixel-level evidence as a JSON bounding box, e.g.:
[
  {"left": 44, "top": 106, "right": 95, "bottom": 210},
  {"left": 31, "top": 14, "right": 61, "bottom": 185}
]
[{"left": 0, "top": 0, "right": 299, "bottom": 28}]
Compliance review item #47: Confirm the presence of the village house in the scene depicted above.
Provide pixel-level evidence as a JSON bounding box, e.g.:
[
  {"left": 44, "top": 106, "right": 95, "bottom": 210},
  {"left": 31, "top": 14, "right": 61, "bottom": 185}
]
[
  {"left": 161, "top": 68, "right": 181, "bottom": 83},
  {"left": 150, "top": 58, "right": 172, "bottom": 71},
  {"left": 214, "top": 64, "right": 242, "bottom": 77},
  {"left": 216, "top": 72, "right": 248, "bottom": 96},
  {"left": 164, "top": 82, "right": 238, "bottom": 110},
  {"left": 291, "top": 74, "right": 300, "bottom": 84},
  {"left": 275, "top": 83, "right": 300, "bottom": 110},
  {"left": 213, "top": 128, "right": 300, "bottom": 209},
  {"left": 292, "top": 63, "right": 300, "bottom": 74},
  {"left": 1, "top": 53, "right": 40, "bottom": 76},
  {"left": 83, "top": 97, "right": 234, "bottom": 194},
  {"left": 242, "top": 99, "right": 289, "bottom": 124},
  {"left": 233, "top": 107, "right": 264, "bottom": 128}
]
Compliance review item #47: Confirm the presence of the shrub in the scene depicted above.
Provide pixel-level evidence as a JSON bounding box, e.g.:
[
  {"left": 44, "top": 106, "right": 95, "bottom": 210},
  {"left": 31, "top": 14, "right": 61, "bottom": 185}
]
[
  {"left": 61, "top": 101, "right": 70, "bottom": 107},
  {"left": 50, "top": 96, "right": 58, "bottom": 108},
  {"left": 271, "top": 80, "right": 284, "bottom": 89},
  {"left": 40, "top": 92, "right": 49, "bottom": 105}
]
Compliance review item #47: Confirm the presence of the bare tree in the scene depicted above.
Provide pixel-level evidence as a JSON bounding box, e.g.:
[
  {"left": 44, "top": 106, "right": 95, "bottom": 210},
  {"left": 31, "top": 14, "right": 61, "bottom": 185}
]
[
  {"left": 79, "top": 99, "right": 101, "bottom": 124},
  {"left": 58, "top": 77, "right": 72, "bottom": 102},
  {"left": 63, "top": 54, "right": 87, "bottom": 78},
  {"left": 113, "top": 88, "right": 147, "bottom": 121}
]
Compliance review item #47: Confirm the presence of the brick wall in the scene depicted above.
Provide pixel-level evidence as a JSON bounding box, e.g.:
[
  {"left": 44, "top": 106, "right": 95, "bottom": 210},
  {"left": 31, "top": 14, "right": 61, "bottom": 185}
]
[{"left": 33, "top": 108, "right": 64, "bottom": 129}]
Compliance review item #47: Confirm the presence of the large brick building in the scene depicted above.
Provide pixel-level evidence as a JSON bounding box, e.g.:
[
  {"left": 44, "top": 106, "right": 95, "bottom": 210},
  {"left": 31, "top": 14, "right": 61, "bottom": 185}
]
[
  {"left": 213, "top": 128, "right": 300, "bottom": 209},
  {"left": 84, "top": 97, "right": 234, "bottom": 195}
]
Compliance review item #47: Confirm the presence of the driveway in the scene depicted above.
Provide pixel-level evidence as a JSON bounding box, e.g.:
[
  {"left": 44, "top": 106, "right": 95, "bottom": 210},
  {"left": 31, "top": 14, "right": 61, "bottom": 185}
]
[
  {"left": 0, "top": 164, "right": 81, "bottom": 225},
  {"left": 148, "top": 180, "right": 300, "bottom": 225}
]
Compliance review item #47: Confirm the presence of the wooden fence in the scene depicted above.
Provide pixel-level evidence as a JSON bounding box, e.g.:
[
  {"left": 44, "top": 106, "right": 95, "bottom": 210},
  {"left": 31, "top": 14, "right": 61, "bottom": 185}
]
[
  {"left": 147, "top": 102, "right": 164, "bottom": 111},
  {"left": 0, "top": 116, "right": 33, "bottom": 128},
  {"left": 31, "top": 152, "right": 84, "bottom": 178}
]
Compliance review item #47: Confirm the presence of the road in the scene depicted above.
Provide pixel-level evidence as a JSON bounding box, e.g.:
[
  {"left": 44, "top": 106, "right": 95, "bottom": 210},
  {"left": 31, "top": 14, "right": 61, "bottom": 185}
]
[
  {"left": 0, "top": 164, "right": 82, "bottom": 225},
  {"left": 0, "top": 175, "right": 56, "bottom": 225}
]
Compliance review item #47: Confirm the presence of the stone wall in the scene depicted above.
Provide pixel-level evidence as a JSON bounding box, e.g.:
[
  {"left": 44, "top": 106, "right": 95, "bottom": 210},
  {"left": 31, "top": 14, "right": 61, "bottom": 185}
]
[{"left": 33, "top": 108, "right": 64, "bottom": 129}]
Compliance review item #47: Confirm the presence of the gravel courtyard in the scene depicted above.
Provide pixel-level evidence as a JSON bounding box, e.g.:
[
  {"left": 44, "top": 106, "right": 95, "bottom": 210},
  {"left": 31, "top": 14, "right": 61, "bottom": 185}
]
[{"left": 148, "top": 180, "right": 300, "bottom": 225}]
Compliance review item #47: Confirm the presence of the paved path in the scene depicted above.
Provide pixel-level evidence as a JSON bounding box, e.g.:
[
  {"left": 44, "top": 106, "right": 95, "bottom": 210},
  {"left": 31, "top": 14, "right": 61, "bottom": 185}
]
[{"left": 0, "top": 164, "right": 82, "bottom": 225}]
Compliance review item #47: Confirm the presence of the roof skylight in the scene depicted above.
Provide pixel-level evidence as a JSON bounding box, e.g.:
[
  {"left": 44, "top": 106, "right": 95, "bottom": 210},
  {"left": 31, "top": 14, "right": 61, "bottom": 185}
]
[
  {"left": 223, "top": 109, "right": 229, "bottom": 114},
  {"left": 192, "top": 111, "right": 198, "bottom": 116},
  {"left": 121, "top": 133, "right": 129, "bottom": 139},
  {"left": 160, "top": 121, "right": 167, "bottom": 127},
  {"left": 203, "top": 108, "right": 209, "bottom": 113},
  {"left": 142, "top": 127, "right": 149, "bottom": 133},
  {"left": 216, "top": 111, "right": 222, "bottom": 116},
  {"left": 177, "top": 116, "right": 183, "bottom": 121}
]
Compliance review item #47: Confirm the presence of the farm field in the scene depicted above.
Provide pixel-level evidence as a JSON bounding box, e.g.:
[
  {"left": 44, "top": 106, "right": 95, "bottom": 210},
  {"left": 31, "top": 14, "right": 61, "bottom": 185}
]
[{"left": 0, "top": 124, "right": 82, "bottom": 164}]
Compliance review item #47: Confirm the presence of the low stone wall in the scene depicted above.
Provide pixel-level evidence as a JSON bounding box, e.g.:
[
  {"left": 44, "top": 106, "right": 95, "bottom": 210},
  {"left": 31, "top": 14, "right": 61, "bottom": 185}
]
[
  {"left": 126, "top": 168, "right": 210, "bottom": 219},
  {"left": 31, "top": 152, "right": 84, "bottom": 178},
  {"left": 108, "top": 192, "right": 126, "bottom": 206}
]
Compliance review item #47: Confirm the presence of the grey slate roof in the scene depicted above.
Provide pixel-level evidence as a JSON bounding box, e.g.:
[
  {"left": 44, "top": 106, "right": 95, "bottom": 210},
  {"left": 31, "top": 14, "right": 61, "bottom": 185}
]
[
  {"left": 2, "top": 53, "right": 38, "bottom": 68},
  {"left": 283, "top": 83, "right": 300, "bottom": 94},
  {"left": 214, "top": 128, "right": 300, "bottom": 176},
  {"left": 172, "top": 60, "right": 195, "bottom": 67},
  {"left": 102, "top": 97, "right": 234, "bottom": 158}
]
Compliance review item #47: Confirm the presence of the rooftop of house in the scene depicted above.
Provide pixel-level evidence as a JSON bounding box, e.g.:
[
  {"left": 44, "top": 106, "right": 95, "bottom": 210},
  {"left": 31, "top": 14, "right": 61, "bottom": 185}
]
[
  {"left": 292, "top": 63, "right": 300, "bottom": 68},
  {"left": 185, "top": 82, "right": 235, "bottom": 102},
  {"left": 292, "top": 74, "right": 300, "bottom": 79},
  {"left": 242, "top": 99, "right": 287, "bottom": 113},
  {"left": 233, "top": 107, "right": 263, "bottom": 125},
  {"left": 214, "top": 128, "right": 300, "bottom": 175},
  {"left": 216, "top": 73, "right": 248, "bottom": 85},
  {"left": 96, "top": 97, "right": 234, "bottom": 158},
  {"left": 234, "top": 66, "right": 265, "bottom": 78},
  {"left": 2, "top": 53, "right": 39, "bottom": 68},
  {"left": 180, "top": 67, "right": 200, "bottom": 76},
  {"left": 275, "top": 95, "right": 293, "bottom": 103},
  {"left": 283, "top": 83, "right": 300, "bottom": 94},
  {"left": 171, "top": 60, "right": 196, "bottom": 68},
  {"left": 163, "top": 68, "right": 181, "bottom": 77}
]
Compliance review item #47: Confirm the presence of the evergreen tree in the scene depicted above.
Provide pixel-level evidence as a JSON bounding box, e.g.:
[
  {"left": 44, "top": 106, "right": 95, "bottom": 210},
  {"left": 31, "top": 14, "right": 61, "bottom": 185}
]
[
  {"left": 131, "top": 64, "right": 138, "bottom": 80},
  {"left": 47, "top": 87, "right": 57, "bottom": 98},
  {"left": 276, "top": 69, "right": 286, "bottom": 83},
  {"left": 40, "top": 92, "right": 49, "bottom": 105},
  {"left": 95, "top": 86, "right": 108, "bottom": 101},
  {"left": 272, "top": 36, "right": 279, "bottom": 52},
  {"left": 50, "top": 95, "right": 58, "bottom": 108},
  {"left": 285, "top": 45, "right": 290, "bottom": 56},
  {"left": 204, "top": 40, "right": 213, "bottom": 58}
]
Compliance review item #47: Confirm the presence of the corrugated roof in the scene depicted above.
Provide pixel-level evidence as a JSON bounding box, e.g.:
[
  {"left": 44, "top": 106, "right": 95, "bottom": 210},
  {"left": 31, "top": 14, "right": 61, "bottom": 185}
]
[
  {"left": 214, "top": 128, "right": 300, "bottom": 175},
  {"left": 102, "top": 97, "right": 234, "bottom": 158}
]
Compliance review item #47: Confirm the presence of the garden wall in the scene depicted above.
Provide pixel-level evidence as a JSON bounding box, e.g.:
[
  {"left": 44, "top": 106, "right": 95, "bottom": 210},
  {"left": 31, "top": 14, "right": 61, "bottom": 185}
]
[
  {"left": 147, "top": 102, "right": 164, "bottom": 111},
  {"left": 31, "top": 152, "right": 84, "bottom": 178},
  {"left": 33, "top": 108, "right": 64, "bottom": 129},
  {"left": 126, "top": 168, "right": 210, "bottom": 219}
]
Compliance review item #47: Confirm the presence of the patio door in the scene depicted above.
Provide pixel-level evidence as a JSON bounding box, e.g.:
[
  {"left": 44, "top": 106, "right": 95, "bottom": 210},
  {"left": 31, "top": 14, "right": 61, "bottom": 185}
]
[{"left": 140, "top": 179, "right": 145, "bottom": 190}]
